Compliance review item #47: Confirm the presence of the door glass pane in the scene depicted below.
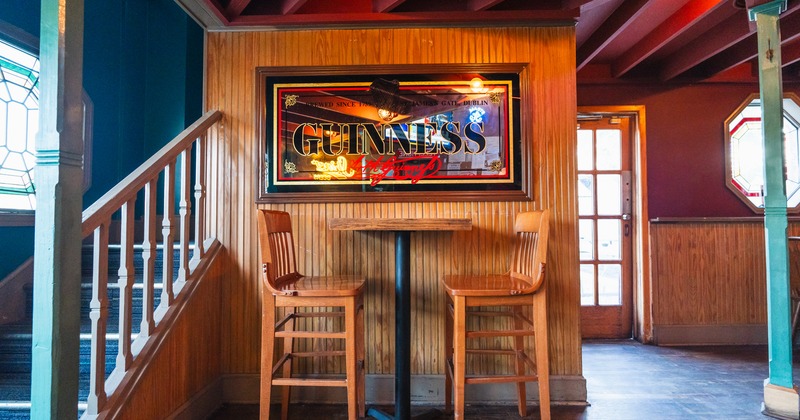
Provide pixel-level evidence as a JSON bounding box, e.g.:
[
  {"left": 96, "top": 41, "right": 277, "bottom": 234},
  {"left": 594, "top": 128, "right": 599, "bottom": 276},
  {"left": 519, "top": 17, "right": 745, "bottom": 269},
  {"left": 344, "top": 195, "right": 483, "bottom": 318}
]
[
  {"left": 597, "top": 174, "right": 621, "bottom": 215},
  {"left": 596, "top": 129, "right": 621, "bottom": 170},
  {"left": 579, "top": 219, "right": 594, "bottom": 261},
  {"left": 578, "top": 174, "right": 594, "bottom": 215},
  {"left": 598, "top": 264, "right": 622, "bottom": 306},
  {"left": 597, "top": 219, "right": 621, "bottom": 260},
  {"left": 577, "top": 129, "right": 593, "bottom": 170},
  {"left": 580, "top": 264, "right": 595, "bottom": 306}
]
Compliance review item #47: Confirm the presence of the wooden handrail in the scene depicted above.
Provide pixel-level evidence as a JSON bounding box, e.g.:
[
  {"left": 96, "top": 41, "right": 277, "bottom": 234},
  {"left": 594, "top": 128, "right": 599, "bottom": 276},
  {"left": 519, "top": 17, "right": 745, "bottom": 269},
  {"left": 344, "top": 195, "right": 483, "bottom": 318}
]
[
  {"left": 78, "top": 110, "right": 222, "bottom": 418},
  {"left": 81, "top": 110, "right": 222, "bottom": 237}
]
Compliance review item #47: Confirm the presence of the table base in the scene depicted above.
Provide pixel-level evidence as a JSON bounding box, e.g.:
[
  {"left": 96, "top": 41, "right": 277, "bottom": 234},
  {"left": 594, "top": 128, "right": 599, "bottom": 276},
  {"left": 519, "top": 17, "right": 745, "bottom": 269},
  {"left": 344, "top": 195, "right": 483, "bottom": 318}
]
[{"left": 366, "top": 406, "right": 443, "bottom": 420}]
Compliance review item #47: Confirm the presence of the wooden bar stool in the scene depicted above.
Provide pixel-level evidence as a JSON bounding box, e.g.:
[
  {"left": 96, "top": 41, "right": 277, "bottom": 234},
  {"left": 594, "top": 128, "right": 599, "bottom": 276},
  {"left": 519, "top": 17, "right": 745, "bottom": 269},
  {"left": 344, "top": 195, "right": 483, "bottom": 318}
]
[
  {"left": 257, "top": 210, "right": 366, "bottom": 420},
  {"left": 441, "top": 209, "right": 551, "bottom": 420}
]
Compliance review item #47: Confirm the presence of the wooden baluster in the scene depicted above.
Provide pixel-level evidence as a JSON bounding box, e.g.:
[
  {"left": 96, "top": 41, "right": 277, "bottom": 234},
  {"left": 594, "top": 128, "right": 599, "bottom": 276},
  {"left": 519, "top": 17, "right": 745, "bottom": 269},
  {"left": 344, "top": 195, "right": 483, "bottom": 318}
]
[
  {"left": 193, "top": 136, "right": 206, "bottom": 263},
  {"left": 160, "top": 161, "right": 176, "bottom": 311},
  {"left": 86, "top": 222, "right": 109, "bottom": 416},
  {"left": 177, "top": 148, "right": 192, "bottom": 286},
  {"left": 139, "top": 179, "right": 157, "bottom": 339},
  {"left": 114, "top": 198, "right": 135, "bottom": 378}
]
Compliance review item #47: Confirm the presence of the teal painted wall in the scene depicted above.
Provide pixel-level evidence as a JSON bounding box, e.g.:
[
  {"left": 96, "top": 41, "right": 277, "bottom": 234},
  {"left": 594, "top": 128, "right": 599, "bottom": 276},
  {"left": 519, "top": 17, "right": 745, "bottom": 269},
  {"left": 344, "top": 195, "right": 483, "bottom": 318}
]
[
  {"left": 0, "top": 1, "right": 40, "bottom": 38},
  {"left": 0, "top": 226, "right": 35, "bottom": 280},
  {"left": 0, "top": 0, "right": 203, "bottom": 280}
]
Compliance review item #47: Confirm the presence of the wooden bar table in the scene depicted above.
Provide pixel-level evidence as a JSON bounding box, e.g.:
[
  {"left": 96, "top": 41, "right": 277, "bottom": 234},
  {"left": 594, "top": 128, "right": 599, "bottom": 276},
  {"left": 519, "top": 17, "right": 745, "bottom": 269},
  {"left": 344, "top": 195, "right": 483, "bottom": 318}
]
[{"left": 328, "top": 217, "right": 472, "bottom": 420}]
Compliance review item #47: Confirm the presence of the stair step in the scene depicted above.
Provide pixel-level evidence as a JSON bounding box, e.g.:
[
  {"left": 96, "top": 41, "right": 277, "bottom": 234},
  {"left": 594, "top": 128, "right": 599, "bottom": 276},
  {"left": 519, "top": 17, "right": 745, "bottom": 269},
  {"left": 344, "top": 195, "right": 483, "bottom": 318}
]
[
  {"left": 0, "top": 401, "right": 32, "bottom": 420},
  {"left": 0, "top": 243, "right": 194, "bottom": 417}
]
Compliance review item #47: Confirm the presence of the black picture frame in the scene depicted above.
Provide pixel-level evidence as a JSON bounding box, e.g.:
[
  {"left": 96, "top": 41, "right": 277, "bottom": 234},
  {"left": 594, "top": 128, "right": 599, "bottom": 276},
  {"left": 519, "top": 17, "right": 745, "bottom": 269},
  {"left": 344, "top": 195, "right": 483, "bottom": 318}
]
[{"left": 255, "top": 64, "right": 531, "bottom": 203}]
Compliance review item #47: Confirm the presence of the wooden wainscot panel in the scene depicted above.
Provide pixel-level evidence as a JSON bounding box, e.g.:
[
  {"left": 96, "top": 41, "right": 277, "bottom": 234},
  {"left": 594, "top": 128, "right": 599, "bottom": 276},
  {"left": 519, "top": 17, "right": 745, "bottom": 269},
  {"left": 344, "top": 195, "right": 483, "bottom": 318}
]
[
  {"left": 110, "top": 243, "right": 225, "bottom": 420},
  {"left": 648, "top": 219, "right": 797, "bottom": 345},
  {"left": 205, "top": 25, "right": 581, "bottom": 399}
]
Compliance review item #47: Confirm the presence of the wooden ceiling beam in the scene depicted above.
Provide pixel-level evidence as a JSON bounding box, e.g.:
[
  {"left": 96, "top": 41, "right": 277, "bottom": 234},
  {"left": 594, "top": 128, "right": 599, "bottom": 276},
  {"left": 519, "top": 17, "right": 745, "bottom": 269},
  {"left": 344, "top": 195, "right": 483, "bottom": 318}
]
[
  {"left": 659, "top": 1, "right": 800, "bottom": 80},
  {"left": 611, "top": 0, "right": 725, "bottom": 78},
  {"left": 563, "top": 0, "right": 611, "bottom": 10},
  {"left": 576, "top": 0, "right": 653, "bottom": 71},
  {"left": 225, "top": 0, "right": 251, "bottom": 20},
  {"left": 658, "top": 11, "right": 752, "bottom": 80},
  {"left": 694, "top": 8, "right": 800, "bottom": 78},
  {"left": 281, "top": 0, "right": 308, "bottom": 15},
  {"left": 467, "top": 0, "right": 505, "bottom": 11},
  {"left": 781, "top": 38, "right": 800, "bottom": 67},
  {"left": 373, "top": 0, "right": 408, "bottom": 13},
  {"left": 698, "top": 36, "right": 759, "bottom": 78},
  {"left": 231, "top": 9, "right": 579, "bottom": 26}
]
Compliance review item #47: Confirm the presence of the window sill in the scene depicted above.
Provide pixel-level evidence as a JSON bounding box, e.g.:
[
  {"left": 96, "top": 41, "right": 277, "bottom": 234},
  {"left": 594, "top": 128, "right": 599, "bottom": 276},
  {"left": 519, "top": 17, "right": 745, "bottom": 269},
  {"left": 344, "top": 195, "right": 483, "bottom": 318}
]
[{"left": 0, "top": 211, "right": 35, "bottom": 227}]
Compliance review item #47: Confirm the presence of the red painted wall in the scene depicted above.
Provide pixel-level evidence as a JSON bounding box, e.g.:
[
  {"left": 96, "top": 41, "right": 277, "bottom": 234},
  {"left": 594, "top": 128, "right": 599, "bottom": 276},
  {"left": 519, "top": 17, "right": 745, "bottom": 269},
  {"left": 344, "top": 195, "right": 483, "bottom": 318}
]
[{"left": 578, "top": 82, "right": 800, "bottom": 218}]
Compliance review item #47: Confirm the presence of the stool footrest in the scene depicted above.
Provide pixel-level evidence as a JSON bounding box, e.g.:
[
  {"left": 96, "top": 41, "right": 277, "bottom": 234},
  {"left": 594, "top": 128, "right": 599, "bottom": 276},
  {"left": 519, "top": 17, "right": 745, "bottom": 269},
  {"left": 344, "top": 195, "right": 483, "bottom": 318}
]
[
  {"left": 465, "top": 329, "right": 535, "bottom": 338},
  {"left": 275, "top": 331, "right": 346, "bottom": 339},
  {"left": 272, "top": 378, "right": 348, "bottom": 387}
]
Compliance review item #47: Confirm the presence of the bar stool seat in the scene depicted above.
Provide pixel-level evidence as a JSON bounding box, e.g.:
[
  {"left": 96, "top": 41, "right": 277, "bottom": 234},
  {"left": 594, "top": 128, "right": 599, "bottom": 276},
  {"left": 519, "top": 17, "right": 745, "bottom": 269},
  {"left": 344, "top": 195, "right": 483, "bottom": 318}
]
[
  {"left": 442, "top": 209, "right": 551, "bottom": 420},
  {"left": 257, "top": 210, "right": 366, "bottom": 420}
]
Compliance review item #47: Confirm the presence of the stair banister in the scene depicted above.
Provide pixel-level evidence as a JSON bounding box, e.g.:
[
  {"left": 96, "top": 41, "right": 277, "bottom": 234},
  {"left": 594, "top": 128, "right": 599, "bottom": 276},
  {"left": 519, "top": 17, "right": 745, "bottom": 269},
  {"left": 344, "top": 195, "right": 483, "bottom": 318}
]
[
  {"left": 81, "top": 110, "right": 222, "bottom": 236},
  {"left": 78, "top": 109, "right": 222, "bottom": 418}
]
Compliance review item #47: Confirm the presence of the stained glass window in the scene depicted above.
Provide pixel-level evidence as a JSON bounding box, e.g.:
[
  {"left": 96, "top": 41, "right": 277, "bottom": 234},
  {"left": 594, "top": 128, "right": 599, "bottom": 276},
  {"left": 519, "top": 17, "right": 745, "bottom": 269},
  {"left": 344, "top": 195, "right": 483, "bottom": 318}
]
[
  {"left": 725, "top": 95, "right": 800, "bottom": 212},
  {"left": 0, "top": 38, "right": 39, "bottom": 211}
]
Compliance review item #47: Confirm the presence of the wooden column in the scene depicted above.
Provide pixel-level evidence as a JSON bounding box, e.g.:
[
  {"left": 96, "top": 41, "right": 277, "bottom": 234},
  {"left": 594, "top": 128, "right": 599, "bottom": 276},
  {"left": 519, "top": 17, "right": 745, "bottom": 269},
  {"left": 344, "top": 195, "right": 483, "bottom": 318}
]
[
  {"left": 749, "top": 1, "right": 800, "bottom": 418},
  {"left": 30, "top": 0, "right": 85, "bottom": 418}
]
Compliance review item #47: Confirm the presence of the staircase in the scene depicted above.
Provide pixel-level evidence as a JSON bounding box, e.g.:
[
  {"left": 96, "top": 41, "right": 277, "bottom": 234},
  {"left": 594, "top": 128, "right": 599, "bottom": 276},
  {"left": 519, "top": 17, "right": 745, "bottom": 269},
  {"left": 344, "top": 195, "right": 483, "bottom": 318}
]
[
  {"left": 0, "top": 110, "right": 222, "bottom": 419},
  {"left": 0, "top": 244, "right": 180, "bottom": 419}
]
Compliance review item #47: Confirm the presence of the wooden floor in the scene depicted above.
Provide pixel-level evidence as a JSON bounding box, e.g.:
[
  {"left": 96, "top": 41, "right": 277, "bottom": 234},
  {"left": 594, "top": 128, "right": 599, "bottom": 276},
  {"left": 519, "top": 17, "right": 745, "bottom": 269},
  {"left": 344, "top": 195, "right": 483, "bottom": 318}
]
[{"left": 209, "top": 339, "right": 800, "bottom": 419}]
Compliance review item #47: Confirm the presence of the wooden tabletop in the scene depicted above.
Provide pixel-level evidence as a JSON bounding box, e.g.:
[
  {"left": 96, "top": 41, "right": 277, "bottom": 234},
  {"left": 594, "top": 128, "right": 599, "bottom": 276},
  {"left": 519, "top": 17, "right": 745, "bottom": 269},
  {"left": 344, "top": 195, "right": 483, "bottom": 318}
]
[{"left": 328, "top": 217, "right": 472, "bottom": 231}]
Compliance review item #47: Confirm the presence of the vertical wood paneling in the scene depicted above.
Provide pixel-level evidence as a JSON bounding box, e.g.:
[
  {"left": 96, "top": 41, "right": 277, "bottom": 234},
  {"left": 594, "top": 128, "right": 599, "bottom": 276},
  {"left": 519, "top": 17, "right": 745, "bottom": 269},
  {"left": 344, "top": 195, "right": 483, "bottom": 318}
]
[
  {"left": 206, "top": 27, "right": 580, "bottom": 380},
  {"left": 648, "top": 221, "right": 796, "bottom": 327},
  {"left": 114, "top": 246, "right": 224, "bottom": 420}
]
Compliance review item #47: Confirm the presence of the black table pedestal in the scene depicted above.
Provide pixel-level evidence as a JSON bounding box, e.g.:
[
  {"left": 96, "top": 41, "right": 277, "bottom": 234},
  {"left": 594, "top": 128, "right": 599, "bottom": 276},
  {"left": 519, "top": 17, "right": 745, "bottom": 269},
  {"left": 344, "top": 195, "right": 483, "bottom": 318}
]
[{"left": 366, "top": 231, "right": 440, "bottom": 420}]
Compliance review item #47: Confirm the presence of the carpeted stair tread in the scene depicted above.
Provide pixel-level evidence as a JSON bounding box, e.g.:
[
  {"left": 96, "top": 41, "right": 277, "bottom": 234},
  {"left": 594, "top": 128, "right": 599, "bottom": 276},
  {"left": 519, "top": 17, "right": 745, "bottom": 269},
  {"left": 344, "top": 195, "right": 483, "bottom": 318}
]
[{"left": 0, "top": 244, "right": 189, "bottom": 419}]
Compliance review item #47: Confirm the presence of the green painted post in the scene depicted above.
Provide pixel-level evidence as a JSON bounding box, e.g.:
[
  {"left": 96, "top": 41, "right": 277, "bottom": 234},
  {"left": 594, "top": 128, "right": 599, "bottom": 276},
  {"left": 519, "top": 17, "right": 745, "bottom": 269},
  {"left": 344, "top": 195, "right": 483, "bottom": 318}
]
[
  {"left": 750, "top": 0, "right": 793, "bottom": 390},
  {"left": 30, "top": 0, "right": 85, "bottom": 418}
]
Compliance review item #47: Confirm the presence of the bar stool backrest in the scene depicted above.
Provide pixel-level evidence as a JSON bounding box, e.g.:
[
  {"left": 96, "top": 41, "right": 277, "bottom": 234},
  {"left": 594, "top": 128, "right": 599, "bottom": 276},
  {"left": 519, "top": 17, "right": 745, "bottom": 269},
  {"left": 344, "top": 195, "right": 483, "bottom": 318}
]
[
  {"left": 257, "top": 209, "right": 302, "bottom": 295},
  {"left": 508, "top": 209, "right": 550, "bottom": 294}
]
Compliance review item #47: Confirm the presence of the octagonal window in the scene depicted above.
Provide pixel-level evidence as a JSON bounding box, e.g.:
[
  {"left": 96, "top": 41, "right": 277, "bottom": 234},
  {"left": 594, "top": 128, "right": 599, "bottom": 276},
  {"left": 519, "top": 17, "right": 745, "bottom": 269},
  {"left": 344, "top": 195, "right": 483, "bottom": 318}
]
[
  {"left": 725, "top": 93, "right": 800, "bottom": 212},
  {"left": 0, "top": 38, "right": 39, "bottom": 211}
]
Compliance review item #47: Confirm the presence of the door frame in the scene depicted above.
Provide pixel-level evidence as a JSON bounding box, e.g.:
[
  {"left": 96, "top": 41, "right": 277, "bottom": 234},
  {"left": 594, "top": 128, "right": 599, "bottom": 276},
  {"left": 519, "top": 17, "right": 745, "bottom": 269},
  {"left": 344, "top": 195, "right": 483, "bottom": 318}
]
[{"left": 578, "top": 105, "right": 651, "bottom": 343}]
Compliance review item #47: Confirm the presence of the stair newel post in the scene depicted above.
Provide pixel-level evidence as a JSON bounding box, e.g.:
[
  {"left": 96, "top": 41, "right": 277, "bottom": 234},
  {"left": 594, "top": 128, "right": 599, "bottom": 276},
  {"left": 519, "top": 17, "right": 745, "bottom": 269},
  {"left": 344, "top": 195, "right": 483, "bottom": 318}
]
[
  {"left": 30, "top": 0, "right": 84, "bottom": 417},
  {"left": 87, "top": 221, "right": 110, "bottom": 416},
  {"left": 178, "top": 147, "right": 192, "bottom": 287},
  {"left": 160, "top": 160, "right": 176, "bottom": 313},
  {"left": 139, "top": 178, "right": 157, "bottom": 340},
  {"left": 193, "top": 135, "right": 206, "bottom": 263},
  {"left": 114, "top": 198, "right": 136, "bottom": 378}
]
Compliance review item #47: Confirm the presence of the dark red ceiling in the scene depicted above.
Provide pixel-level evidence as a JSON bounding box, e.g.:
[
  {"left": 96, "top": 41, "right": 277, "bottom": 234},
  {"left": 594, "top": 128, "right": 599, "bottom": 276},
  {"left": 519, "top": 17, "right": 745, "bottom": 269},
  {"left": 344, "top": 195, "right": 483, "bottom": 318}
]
[{"left": 176, "top": 0, "right": 800, "bottom": 82}]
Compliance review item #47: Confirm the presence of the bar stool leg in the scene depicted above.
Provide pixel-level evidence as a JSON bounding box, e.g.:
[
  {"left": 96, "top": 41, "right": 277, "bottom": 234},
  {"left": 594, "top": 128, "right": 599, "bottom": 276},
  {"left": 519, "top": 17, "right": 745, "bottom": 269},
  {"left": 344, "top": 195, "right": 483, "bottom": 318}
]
[
  {"left": 281, "top": 308, "right": 295, "bottom": 420},
  {"left": 513, "top": 306, "right": 527, "bottom": 417},
  {"left": 345, "top": 299, "right": 359, "bottom": 420},
  {"left": 533, "top": 292, "right": 550, "bottom": 420},
  {"left": 453, "top": 296, "right": 466, "bottom": 420},
  {"left": 444, "top": 294, "right": 454, "bottom": 414},
  {"left": 356, "top": 298, "right": 366, "bottom": 418},
  {"left": 260, "top": 297, "right": 277, "bottom": 420}
]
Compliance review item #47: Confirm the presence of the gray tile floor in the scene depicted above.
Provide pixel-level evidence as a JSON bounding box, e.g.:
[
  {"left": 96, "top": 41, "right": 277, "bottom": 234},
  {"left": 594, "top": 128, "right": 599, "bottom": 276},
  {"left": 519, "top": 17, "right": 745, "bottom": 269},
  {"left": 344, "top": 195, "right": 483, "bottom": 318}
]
[{"left": 209, "top": 339, "right": 799, "bottom": 419}]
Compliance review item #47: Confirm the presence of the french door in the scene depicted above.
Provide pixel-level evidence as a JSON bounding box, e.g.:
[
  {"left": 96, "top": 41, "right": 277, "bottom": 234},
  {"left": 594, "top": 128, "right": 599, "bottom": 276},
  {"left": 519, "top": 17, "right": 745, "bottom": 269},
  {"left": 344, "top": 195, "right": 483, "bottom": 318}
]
[{"left": 578, "top": 116, "right": 633, "bottom": 338}]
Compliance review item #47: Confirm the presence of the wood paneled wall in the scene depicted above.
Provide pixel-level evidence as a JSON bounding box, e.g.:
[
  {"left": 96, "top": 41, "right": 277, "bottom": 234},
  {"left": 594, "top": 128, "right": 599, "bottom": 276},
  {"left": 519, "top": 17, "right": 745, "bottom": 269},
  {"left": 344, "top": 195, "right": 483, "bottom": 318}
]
[
  {"left": 112, "top": 243, "right": 224, "bottom": 420},
  {"left": 205, "top": 27, "right": 580, "bottom": 379},
  {"left": 651, "top": 220, "right": 800, "bottom": 331}
]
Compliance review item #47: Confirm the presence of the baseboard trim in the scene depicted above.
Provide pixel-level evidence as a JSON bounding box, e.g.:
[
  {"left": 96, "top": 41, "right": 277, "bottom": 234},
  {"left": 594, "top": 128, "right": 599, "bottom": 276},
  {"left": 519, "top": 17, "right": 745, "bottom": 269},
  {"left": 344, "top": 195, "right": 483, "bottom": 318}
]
[
  {"left": 167, "top": 377, "right": 224, "bottom": 420},
  {"left": 222, "top": 373, "right": 587, "bottom": 406},
  {"left": 653, "top": 324, "right": 767, "bottom": 345}
]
